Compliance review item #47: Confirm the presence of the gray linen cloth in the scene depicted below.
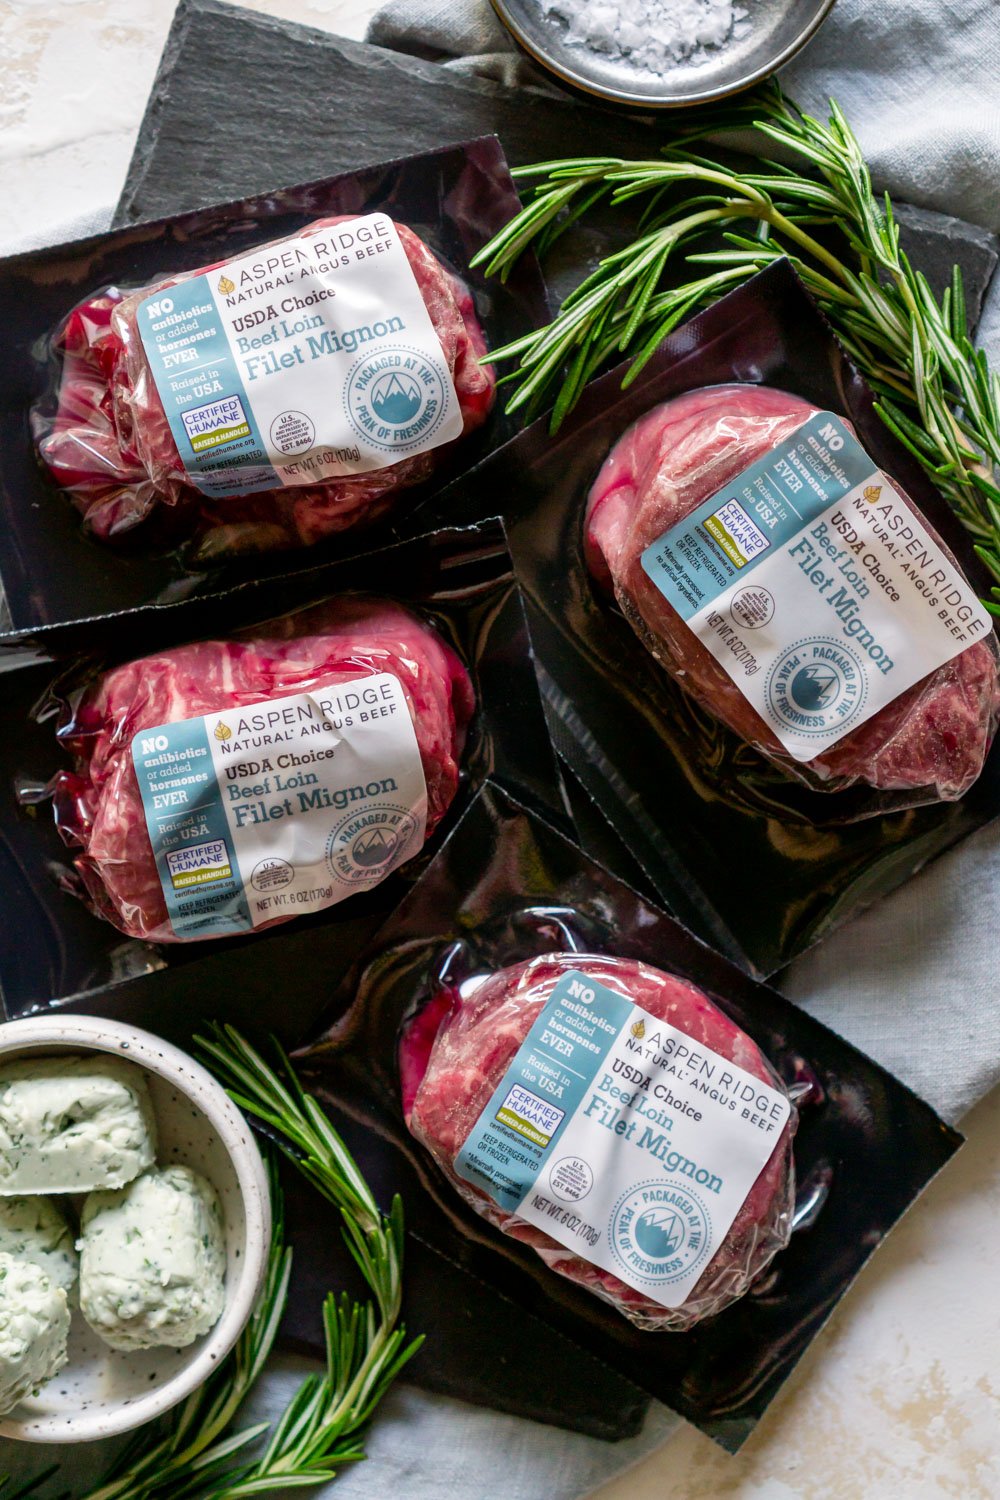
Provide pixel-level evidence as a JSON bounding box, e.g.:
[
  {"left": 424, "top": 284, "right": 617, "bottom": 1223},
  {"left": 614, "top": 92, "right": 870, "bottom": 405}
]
[{"left": 3, "top": 1, "right": 1000, "bottom": 1494}]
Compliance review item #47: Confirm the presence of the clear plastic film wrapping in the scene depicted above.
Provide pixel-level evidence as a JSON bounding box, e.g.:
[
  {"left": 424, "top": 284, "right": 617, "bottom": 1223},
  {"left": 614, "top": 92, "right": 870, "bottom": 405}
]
[
  {"left": 0, "top": 520, "right": 562, "bottom": 1019},
  {"left": 413, "top": 262, "right": 1000, "bottom": 974},
  {"left": 0, "top": 137, "right": 549, "bottom": 637},
  {"left": 45, "top": 595, "right": 474, "bottom": 944},
  {"left": 401, "top": 951, "right": 796, "bottom": 1332},
  {"left": 584, "top": 383, "right": 1000, "bottom": 803},
  {"left": 35, "top": 217, "right": 494, "bottom": 562}
]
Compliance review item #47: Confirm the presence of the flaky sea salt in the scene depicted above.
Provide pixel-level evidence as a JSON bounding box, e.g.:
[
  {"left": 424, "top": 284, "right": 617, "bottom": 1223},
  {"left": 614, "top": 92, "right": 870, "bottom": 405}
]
[{"left": 541, "top": 0, "right": 749, "bottom": 73}]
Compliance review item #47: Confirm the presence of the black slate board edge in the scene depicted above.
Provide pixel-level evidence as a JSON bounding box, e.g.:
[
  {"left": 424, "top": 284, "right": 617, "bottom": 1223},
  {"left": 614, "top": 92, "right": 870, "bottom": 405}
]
[
  {"left": 402, "top": 1227, "right": 650, "bottom": 1439},
  {"left": 115, "top": 0, "right": 656, "bottom": 226},
  {"left": 0, "top": 517, "right": 512, "bottom": 657},
  {"left": 542, "top": 680, "right": 750, "bottom": 968},
  {"left": 2, "top": 128, "right": 506, "bottom": 276}
]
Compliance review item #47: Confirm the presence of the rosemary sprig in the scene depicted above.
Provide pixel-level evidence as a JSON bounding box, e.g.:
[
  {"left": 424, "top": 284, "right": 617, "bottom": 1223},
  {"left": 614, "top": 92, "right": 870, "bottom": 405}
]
[
  {"left": 6, "top": 1029, "right": 418, "bottom": 1500},
  {"left": 473, "top": 84, "right": 1000, "bottom": 613},
  {"left": 190, "top": 1026, "right": 422, "bottom": 1497}
]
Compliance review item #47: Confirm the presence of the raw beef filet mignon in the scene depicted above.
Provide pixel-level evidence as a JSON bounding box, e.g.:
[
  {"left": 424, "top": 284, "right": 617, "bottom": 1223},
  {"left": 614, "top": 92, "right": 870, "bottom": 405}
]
[
  {"left": 50, "top": 597, "right": 474, "bottom": 943},
  {"left": 37, "top": 217, "right": 495, "bottom": 560},
  {"left": 585, "top": 384, "right": 1000, "bottom": 801},
  {"left": 402, "top": 952, "right": 795, "bottom": 1331}
]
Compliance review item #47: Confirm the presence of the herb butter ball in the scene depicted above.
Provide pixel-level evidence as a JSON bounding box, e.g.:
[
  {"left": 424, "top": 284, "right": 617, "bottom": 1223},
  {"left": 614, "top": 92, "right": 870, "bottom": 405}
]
[
  {"left": 79, "top": 1166, "right": 226, "bottom": 1351},
  {"left": 0, "top": 1055, "right": 156, "bottom": 1194},
  {"left": 0, "top": 1252, "right": 70, "bottom": 1415},
  {"left": 0, "top": 1197, "right": 77, "bottom": 1298}
]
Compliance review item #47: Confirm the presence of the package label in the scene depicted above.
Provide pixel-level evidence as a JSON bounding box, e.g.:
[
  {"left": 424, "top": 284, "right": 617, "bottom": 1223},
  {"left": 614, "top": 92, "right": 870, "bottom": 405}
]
[
  {"left": 135, "top": 214, "right": 462, "bottom": 499},
  {"left": 131, "top": 676, "right": 427, "bottom": 938},
  {"left": 640, "top": 412, "right": 992, "bottom": 759},
  {"left": 455, "top": 970, "right": 790, "bottom": 1309}
]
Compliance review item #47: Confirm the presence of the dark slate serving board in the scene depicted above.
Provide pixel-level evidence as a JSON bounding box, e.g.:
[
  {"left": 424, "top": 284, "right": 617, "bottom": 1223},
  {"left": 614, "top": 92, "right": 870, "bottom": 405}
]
[
  {"left": 116, "top": 0, "right": 654, "bottom": 224},
  {"left": 108, "top": 0, "right": 996, "bottom": 1444},
  {"left": 116, "top": 0, "right": 999, "bottom": 327}
]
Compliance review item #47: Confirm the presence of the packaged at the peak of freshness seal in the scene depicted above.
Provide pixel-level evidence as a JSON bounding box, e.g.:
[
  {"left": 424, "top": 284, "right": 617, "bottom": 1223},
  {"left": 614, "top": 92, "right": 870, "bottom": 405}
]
[
  {"left": 411, "top": 260, "right": 1000, "bottom": 974},
  {"left": 0, "top": 520, "right": 564, "bottom": 1031},
  {"left": 0, "top": 136, "right": 548, "bottom": 636},
  {"left": 290, "top": 782, "right": 960, "bottom": 1447}
]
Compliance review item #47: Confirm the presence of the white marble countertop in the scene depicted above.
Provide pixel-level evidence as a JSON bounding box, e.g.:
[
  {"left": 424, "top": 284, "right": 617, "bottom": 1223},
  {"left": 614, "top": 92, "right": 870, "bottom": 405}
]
[{"left": 1, "top": 2, "right": 998, "bottom": 1496}]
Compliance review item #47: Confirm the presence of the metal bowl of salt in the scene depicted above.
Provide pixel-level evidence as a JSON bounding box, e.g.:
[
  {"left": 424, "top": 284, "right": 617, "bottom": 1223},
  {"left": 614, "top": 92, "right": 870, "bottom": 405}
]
[{"left": 491, "top": 0, "right": 837, "bottom": 108}]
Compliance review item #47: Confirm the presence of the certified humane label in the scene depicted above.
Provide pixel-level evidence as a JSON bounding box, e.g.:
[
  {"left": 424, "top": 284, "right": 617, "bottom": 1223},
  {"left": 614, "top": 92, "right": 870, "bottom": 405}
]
[
  {"left": 130, "top": 675, "right": 427, "bottom": 939},
  {"left": 454, "top": 971, "right": 790, "bottom": 1308},
  {"left": 640, "top": 412, "right": 992, "bottom": 759},
  {"left": 135, "top": 213, "right": 462, "bottom": 499}
]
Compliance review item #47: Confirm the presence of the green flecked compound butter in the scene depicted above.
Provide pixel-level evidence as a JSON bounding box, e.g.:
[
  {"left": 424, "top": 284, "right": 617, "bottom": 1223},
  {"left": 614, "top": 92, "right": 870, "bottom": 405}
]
[
  {"left": 79, "top": 1166, "right": 226, "bottom": 1351},
  {"left": 0, "top": 1055, "right": 156, "bottom": 1196},
  {"left": 136, "top": 212, "right": 462, "bottom": 500},
  {"left": 0, "top": 1252, "right": 70, "bottom": 1416},
  {"left": 0, "top": 1197, "right": 77, "bottom": 1298}
]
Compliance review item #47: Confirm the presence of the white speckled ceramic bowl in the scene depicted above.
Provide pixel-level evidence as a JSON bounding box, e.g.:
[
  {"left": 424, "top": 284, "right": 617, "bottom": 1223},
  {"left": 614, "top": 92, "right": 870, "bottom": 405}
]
[{"left": 0, "top": 1014, "right": 271, "bottom": 1443}]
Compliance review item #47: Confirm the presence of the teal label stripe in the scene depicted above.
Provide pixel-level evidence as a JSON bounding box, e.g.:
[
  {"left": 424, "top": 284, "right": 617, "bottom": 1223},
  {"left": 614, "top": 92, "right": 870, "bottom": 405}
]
[
  {"left": 131, "top": 716, "right": 252, "bottom": 938},
  {"left": 641, "top": 411, "right": 876, "bottom": 619},
  {"left": 136, "top": 278, "right": 281, "bottom": 497},
  {"left": 454, "top": 971, "right": 632, "bottom": 1214}
]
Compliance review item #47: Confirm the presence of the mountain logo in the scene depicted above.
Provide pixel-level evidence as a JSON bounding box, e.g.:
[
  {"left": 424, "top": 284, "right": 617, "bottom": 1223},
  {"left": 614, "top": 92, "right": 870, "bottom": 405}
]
[
  {"left": 766, "top": 638, "right": 866, "bottom": 739},
  {"left": 634, "top": 1207, "right": 684, "bottom": 1259},
  {"left": 370, "top": 372, "right": 423, "bottom": 425},
  {"left": 345, "top": 347, "right": 450, "bottom": 453},
  {"left": 610, "top": 1181, "right": 712, "bottom": 1285},
  {"left": 790, "top": 663, "right": 840, "bottom": 712},
  {"left": 351, "top": 826, "right": 399, "bottom": 868}
]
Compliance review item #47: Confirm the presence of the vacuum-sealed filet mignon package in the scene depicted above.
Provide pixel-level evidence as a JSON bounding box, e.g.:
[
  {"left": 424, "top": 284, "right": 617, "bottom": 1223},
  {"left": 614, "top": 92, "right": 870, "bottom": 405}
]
[
  {"left": 0, "top": 136, "right": 548, "bottom": 634},
  {"left": 38, "top": 215, "right": 494, "bottom": 554},
  {"left": 0, "top": 520, "right": 564, "bottom": 1030},
  {"left": 50, "top": 595, "right": 473, "bottom": 943},
  {"left": 290, "top": 781, "right": 960, "bottom": 1448},
  {"left": 411, "top": 260, "right": 1000, "bottom": 974},
  {"left": 585, "top": 383, "right": 998, "bottom": 801},
  {"left": 401, "top": 952, "right": 796, "bottom": 1332}
]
